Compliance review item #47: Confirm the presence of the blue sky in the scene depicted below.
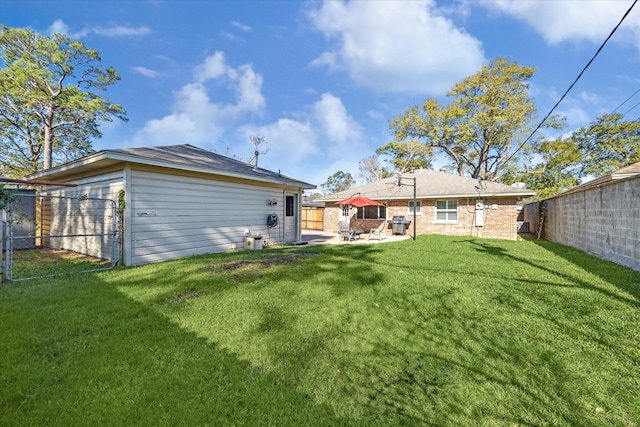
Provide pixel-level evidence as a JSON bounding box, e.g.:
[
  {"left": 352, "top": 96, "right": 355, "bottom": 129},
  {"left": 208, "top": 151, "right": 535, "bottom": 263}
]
[{"left": 3, "top": 0, "right": 640, "bottom": 186}]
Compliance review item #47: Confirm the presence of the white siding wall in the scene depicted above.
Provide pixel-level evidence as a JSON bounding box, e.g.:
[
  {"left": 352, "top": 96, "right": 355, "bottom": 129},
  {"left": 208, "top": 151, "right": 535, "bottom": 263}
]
[{"left": 127, "top": 170, "right": 294, "bottom": 265}]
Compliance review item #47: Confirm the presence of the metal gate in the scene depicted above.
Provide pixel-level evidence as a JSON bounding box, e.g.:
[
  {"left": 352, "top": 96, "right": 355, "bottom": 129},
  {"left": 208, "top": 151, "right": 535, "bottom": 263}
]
[{"left": 1, "top": 192, "right": 117, "bottom": 282}]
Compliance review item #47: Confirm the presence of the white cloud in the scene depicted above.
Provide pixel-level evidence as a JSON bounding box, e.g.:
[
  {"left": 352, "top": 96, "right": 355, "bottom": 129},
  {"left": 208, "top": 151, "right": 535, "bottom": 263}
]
[
  {"left": 92, "top": 25, "right": 151, "bottom": 37},
  {"left": 130, "top": 52, "right": 265, "bottom": 147},
  {"left": 48, "top": 19, "right": 72, "bottom": 36},
  {"left": 230, "top": 21, "right": 252, "bottom": 32},
  {"left": 481, "top": 0, "right": 640, "bottom": 45},
  {"left": 240, "top": 119, "right": 319, "bottom": 167},
  {"left": 192, "top": 52, "right": 265, "bottom": 113},
  {"left": 307, "top": 0, "right": 485, "bottom": 95},
  {"left": 130, "top": 54, "right": 366, "bottom": 185},
  {"left": 219, "top": 30, "right": 238, "bottom": 41},
  {"left": 313, "top": 93, "right": 363, "bottom": 149},
  {"left": 194, "top": 52, "right": 229, "bottom": 82},
  {"left": 578, "top": 91, "right": 601, "bottom": 105},
  {"left": 555, "top": 104, "right": 590, "bottom": 129},
  {"left": 237, "top": 93, "right": 369, "bottom": 185},
  {"left": 47, "top": 19, "right": 151, "bottom": 39},
  {"left": 131, "top": 66, "right": 163, "bottom": 78}
]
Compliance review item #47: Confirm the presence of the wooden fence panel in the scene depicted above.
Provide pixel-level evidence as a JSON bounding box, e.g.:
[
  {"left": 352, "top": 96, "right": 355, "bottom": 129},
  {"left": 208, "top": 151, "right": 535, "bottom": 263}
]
[{"left": 302, "top": 207, "right": 324, "bottom": 230}]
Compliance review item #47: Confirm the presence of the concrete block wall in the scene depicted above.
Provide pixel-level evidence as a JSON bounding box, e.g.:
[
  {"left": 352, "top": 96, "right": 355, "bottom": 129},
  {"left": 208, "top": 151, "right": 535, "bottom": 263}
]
[{"left": 543, "top": 176, "right": 640, "bottom": 271}]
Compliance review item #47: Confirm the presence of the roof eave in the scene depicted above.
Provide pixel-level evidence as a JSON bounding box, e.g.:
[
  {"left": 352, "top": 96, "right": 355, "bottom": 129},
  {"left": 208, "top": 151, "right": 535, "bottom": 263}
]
[
  {"left": 26, "top": 150, "right": 315, "bottom": 189},
  {"left": 319, "top": 191, "right": 536, "bottom": 202}
]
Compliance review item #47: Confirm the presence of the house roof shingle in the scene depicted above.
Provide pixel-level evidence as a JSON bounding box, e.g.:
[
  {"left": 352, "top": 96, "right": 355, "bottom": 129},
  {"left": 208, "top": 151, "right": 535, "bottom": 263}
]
[
  {"left": 25, "top": 144, "right": 315, "bottom": 189},
  {"left": 317, "top": 169, "right": 536, "bottom": 202}
]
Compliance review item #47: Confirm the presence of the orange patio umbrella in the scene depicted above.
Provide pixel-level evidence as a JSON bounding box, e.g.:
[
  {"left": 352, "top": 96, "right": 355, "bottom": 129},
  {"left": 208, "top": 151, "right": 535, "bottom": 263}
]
[{"left": 335, "top": 193, "right": 384, "bottom": 207}]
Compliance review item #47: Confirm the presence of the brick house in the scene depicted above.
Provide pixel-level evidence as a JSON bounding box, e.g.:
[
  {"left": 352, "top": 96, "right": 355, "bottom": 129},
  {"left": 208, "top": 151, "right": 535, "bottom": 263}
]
[{"left": 317, "top": 169, "right": 535, "bottom": 240}]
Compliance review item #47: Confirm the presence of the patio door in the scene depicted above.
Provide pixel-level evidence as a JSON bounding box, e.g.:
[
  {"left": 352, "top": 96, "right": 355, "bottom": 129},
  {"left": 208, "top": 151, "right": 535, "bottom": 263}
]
[
  {"left": 284, "top": 193, "right": 298, "bottom": 242},
  {"left": 340, "top": 204, "right": 351, "bottom": 223}
]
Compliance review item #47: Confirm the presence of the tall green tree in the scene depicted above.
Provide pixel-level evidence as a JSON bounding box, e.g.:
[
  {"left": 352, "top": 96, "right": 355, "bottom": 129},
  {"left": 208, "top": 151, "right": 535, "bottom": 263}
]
[
  {"left": 320, "top": 171, "right": 355, "bottom": 195},
  {"left": 375, "top": 140, "right": 433, "bottom": 174},
  {"left": 390, "top": 57, "right": 560, "bottom": 181},
  {"left": 572, "top": 112, "right": 640, "bottom": 177},
  {"left": 0, "top": 25, "right": 127, "bottom": 177},
  {"left": 516, "top": 137, "right": 582, "bottom": 200}
]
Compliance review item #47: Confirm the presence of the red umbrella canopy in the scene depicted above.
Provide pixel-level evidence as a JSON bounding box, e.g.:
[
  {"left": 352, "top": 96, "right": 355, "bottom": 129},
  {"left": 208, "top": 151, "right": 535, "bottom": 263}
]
[{"left": 335, "top": 194, "right": 384, "bottom": 207}]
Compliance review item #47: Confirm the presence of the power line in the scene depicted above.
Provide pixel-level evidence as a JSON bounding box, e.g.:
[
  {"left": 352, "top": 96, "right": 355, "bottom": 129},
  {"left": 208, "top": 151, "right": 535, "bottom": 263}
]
[
  {"left": 612, "top": 87, "right": 640, "bottom": 114},
  {"left": 622, "top": 101, "right": 640, "bottom": 117},
  {"left": 503, "top": 0, "right": 638, "bottom": 167}
]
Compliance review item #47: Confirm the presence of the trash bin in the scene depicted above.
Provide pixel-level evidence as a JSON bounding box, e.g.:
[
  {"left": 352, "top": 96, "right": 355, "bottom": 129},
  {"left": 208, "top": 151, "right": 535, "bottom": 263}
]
[{"left": 244, "top": 235, "right": 263, "bottom": 250}]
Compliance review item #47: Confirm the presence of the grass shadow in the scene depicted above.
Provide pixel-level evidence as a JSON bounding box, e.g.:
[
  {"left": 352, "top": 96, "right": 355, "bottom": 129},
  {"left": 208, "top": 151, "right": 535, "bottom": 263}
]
[
  {"left": 6, "top": 236, "right": 639, "bottom": 425},
  {"left": 337, "top": 288, "right": 594, "bottom": 425},
  {"left": 468, "top": 239, "right": 640, "bottom": 307},
  {"left": 0, "top": 271, "right": 358, "bottom": 426},
  {"left": 531, "top": 239, "right": 640, "bottom": 300}
]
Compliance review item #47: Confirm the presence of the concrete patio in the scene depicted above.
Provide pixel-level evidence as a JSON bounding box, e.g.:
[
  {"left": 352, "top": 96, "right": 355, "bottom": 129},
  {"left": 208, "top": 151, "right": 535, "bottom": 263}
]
[{"left": 300, "top": 229, "right": 412, "bottom": 245}]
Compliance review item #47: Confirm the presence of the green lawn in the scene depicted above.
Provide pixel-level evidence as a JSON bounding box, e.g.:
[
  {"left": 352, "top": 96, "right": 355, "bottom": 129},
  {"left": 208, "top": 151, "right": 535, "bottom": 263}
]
[{"left": 1, "top": 235, "right": 639, "bottom": 426}]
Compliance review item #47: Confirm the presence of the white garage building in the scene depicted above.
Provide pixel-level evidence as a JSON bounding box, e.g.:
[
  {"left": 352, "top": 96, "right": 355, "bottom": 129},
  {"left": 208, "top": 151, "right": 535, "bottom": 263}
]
[{"left": 26, "top": 144, "right": 315, "bottom": 266}]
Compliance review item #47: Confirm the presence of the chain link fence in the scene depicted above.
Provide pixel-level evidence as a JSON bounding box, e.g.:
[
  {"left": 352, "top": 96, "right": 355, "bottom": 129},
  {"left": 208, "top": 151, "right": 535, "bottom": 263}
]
[{"left": 1, "top": 192, "right": 118, "bottom": 282}]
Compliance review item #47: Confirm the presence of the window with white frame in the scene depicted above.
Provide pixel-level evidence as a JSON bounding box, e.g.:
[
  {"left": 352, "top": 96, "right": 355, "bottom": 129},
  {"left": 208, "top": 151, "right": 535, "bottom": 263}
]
[
  {"left": 356, "top": 205, "right": 386, "bottom": 220},
  {"left": 408, "top": 200, "right": 421, "bottom": 214},
  {"left": 435, "top": 200, "right": 458, "bottom": 222}
]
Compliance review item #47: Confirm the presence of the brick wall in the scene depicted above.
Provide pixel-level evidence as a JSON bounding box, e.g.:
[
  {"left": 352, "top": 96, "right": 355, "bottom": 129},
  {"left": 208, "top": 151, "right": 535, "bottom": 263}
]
[
  {"left": 324, "top": 197, "right": 520, "bottom": 240},
  {"left": 543, "top": 176, "right": 640, "bottom": 271}
]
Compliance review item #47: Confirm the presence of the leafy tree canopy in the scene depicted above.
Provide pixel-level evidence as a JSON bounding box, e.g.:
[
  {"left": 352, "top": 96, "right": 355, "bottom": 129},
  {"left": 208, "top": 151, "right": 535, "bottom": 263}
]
[
  {"left": 389, "top": 57, "right": 562, "bottom": 181},
  {"left": 513, "top": 113, "right": 640, "bottom": 200},
  {"left": 572, "top": 112, "right": 640, "bottom": 177},
  {"left": 515, "top": 137, "right": 581, "bottom": 200},
  {"left": 0, "top": 25, "right": 127, "bottom": 177},
  {"left": 375, "top": 140, "right": 433, "bottom": 174},
  {"left": 320, "top": 171, "right": 355, "bottom": 195}
]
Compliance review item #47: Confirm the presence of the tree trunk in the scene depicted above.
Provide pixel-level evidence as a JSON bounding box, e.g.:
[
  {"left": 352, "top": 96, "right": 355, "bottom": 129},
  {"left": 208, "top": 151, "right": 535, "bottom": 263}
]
[{"left": 43, "top": 107, "right": 54, "bottom": 169}]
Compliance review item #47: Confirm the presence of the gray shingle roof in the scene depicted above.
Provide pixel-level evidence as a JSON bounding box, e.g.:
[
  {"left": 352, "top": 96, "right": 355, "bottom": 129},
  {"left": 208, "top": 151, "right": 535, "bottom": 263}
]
[
  {"left": 26, "top": 144, "right": 315, "bottom": 189},
  {"left": 318, "top": 169, "right": 535, "bottom": 202},
  {"left": 110, "top": 144, "right": 314, "bottom": 187}
]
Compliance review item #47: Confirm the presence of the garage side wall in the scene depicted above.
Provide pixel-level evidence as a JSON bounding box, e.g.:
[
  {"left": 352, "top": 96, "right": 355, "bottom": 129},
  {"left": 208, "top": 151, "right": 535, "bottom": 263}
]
[
  {"left": 127, "top": 169, "right": 293, "bottom": 266},
  {"left": 543, "top": 176, "right": 640, "bottom": 271}
]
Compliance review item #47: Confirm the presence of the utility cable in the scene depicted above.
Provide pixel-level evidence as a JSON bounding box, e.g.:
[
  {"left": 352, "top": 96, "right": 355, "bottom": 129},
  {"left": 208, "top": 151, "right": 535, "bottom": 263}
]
[
  {"left": 612, "top": 87, "right": 640, "bottom": 114},
  {"left": 622, "top": 101, "right": 640, "bottom": 117},
  {"left": 503, "top": 0, "right": 638, "bottom": 168}
]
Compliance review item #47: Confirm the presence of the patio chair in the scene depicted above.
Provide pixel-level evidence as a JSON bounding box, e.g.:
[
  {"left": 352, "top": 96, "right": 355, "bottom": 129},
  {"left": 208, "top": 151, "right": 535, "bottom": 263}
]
[
  {"left": 339, "top": 221, "right": 364, "bottom": 241},
  {"left": 368, "top": 221, "right": 386, "bottom": 241}
]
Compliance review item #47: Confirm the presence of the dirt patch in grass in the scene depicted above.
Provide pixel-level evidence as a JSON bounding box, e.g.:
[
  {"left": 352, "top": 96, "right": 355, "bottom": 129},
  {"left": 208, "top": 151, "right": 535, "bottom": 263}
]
[
  {"left": 221, "top": 254, "right": 304, "bottom": 271},
  {"left": 166, "top": 254, "right": 319, "bottom": 305},
  {"left": 205, "top": 253, "right": 319, "bottom": 281},
  {"left": 165, "top": 290, "right": 202, "bottom": 306},
  {"left": 8, "top": 248, "right": 112, "bottom": 281},
  {"left": 12, "top": 248, "right": 111, "bottom": 266},
  {"left": 220, "top": 254, "right": 312, "bottom": 272}
]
